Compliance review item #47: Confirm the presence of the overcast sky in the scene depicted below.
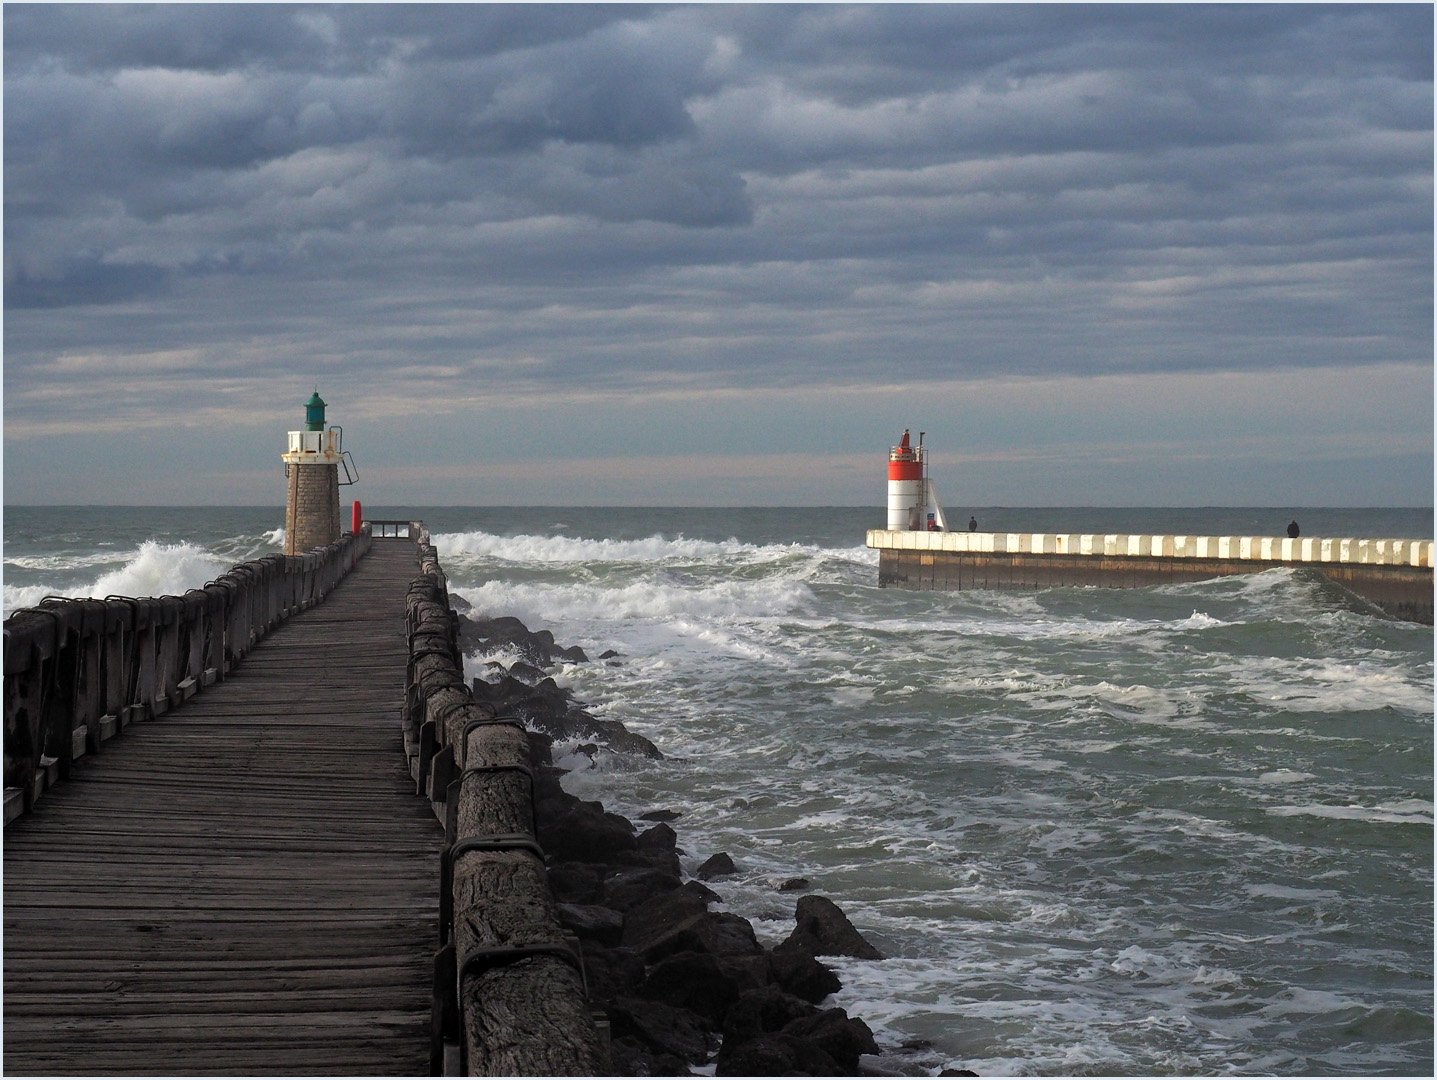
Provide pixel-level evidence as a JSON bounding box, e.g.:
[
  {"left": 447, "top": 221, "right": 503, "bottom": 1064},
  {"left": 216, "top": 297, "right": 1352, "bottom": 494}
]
[{"left": 3, "top": 3, "right": 1432, "bottom": 507}]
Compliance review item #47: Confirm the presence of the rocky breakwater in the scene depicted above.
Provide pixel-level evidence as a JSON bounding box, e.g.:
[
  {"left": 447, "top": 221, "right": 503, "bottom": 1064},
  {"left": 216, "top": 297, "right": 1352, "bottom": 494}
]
[
  {"left": 409, "top": 541, "right": 915, "bottom": 1076},
  {"left": 457, "top": 604, "right": 890, "bottom": 1075}
]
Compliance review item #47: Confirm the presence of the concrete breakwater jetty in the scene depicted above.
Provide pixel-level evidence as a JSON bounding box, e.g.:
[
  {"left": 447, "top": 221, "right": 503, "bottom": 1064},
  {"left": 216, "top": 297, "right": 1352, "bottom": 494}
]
[
  {"left": 407, "top": 533, "right": 938, "bottom": 1076},
  {"left": 869, "top": 529, "right": 1434, "bottom": 624}
]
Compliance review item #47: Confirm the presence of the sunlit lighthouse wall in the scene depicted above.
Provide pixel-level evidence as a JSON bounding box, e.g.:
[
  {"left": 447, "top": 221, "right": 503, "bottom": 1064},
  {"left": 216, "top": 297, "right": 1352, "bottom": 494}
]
[{"left": 281, "top": 390, "right": 348, "bottom": 555}]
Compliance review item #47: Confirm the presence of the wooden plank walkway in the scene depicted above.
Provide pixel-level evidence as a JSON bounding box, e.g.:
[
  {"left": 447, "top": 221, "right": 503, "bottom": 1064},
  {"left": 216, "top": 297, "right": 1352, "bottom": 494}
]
[{"left": 3, "top": 542, "right": 441, "bottom": 1076}]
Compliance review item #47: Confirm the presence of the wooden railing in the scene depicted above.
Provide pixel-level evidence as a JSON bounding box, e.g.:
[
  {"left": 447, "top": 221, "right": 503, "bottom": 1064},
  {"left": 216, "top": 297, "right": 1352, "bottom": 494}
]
[
  {"left": 2, "top": 527, "right": 373, "bottom": 822},
  {"left": 405, "top": 529, "right": 607, "bottom": 1076}
]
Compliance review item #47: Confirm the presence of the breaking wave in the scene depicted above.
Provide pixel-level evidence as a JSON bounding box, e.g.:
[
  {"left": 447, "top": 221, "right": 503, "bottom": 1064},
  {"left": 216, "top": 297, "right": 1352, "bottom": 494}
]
[{"left": 2, "top": 541, "right": 231, "bottom": 615}]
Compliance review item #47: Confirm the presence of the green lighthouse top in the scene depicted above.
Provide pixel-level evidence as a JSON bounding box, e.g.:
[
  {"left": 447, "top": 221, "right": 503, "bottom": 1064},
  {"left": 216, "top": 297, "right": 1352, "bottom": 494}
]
[{"left": 304, "top": 389, "right": 327, "bottom": 431}]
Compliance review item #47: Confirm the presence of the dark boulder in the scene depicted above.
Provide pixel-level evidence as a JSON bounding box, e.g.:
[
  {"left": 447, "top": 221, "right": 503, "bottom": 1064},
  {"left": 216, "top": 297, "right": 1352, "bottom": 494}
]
[
  {"left": 678, "top": 879, "right": 721, "bottom": 905},
  {"left": 704, "top": 911, "right": 764, "bottom": 956},
  {"left": 636, "top": 822, "right": 677, "bottom": 852},
  {"left": 720, "top": 985, "right": 818, "bottom": 1048},
  {"left": 697, "top": 852, "right": 736, "bottom": 880},
  {"left": 602, "top": 866, "right": 683, "bottom": 913},
  {"left": 779, "top": 877, "right": 810, "bottom": 893},
  {"left": 639, "top": 808, "right": 681, "bottom": 822},
  {"left": 547, "top": 861, "right": 603, "bottom": 905},
  {"left": 714, "top": 951, "right": 773, "bottom": 992},
  {"left": 780, "top": 894, "right": 885, "bottom": 960},
  {"left": 579, "top": 944, "right": 647, "bottom": 1001},
  {"left": 782, "top": 1008, "right": 880, "bottom": 1073},
  {"left": 638, "top": 951, "right": 742, "bottom": 1025},
  {"left": 525, "top": 729, "right": 554, "bottom": 768},
  {"left": 609, "top": 1036, "right": 688, "bottom": 1077},
  {"left": 612, "top": 847, "right": 684, "bottom": 878},
  {"left": 608, "top": 997, "right": 716, "bottom": 1065},
  {"left": 619, "top": 894, "right": 761, "bottom": 962},
  {"left": 770, "top": 946, "right": 842, "bottom": 1003},
  {"left": 555, "top": 902, "right": 624, "bottom": 947},
  {"left": 507, "top": 660, "right": 547, "bottom": 683},
  {"left": 533, "top": 767, "right": 582, "bottom": 819},
  {"left": 583, "top": 716, "right": 664, "bottom": 759},
  {"left": 539, "top": 804, "right": 638, "bottom": 863},
  {"left": 620, "top": 891, "right": 710, "bottom": 961},
  {"left": 716, "top": 1033, "right": 840, "bottom": 1077}
]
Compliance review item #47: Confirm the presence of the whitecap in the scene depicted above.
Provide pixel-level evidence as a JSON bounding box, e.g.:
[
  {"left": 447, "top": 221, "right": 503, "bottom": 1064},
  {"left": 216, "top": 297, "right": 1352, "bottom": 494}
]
[
  {"left": 1244, "top": 883, "right": 1339, "bottom": 900},
  {"left": 5, "top": 551, "right": 126, "bottom": 571},
  {"left": 451, "top": 577, "right": 814, "bottom": 626},
  {"left": 435, "top": 528, "right": 754, "bottom": 564},
  {"left": 1255, "top": 769, "right": 1315, "bottom": 784},
  {"left": 1266, "top": 800, "right": 1433, "bottom": 825},
  {"left": 4, "top": 541, "right": 231, "bottom": 613},
  {"left": 3, "top": 584, "right": 54, "bottom": 614},
  {"left": 90, "top": 541, "right": 232, "bottom": 599}
]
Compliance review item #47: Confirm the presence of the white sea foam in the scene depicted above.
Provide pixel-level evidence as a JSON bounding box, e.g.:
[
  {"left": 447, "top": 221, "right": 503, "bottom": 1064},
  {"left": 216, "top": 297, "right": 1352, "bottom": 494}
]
[
  {"left": 2, "top": 541, "right": 231, "bottom": 614},
  {"left": 452, "top": 576, "right": 814, "bottom": 627},
  {"left": 5, "top": 552, "right": 125, "bottom": 572},
  {"left": 1266, "top": 799, "right": 1433, "bottom": 825},
  {"left": 2, "top": 584, "right": 55, "bottom": 613},
  {"left": 437, "top": 528, "right": 749, "bottom": 563},
  {"left": 1208, "top": 654, "right": 1435, "bottom": 715},
  {"left": 91, "top": 541, "right": 232, "bottom": 598},
  {"left": 1256, "top": 769, "right": 1316, "bottom": 784},
  {"left": 433, "top": 527, "right": 872, "bottom": 573}
]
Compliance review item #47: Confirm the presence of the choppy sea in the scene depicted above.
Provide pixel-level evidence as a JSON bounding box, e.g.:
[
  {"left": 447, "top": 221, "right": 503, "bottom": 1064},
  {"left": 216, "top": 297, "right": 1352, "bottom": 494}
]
[{"left": 4, "top": 505, "right": 1432, "bottom": 1076}]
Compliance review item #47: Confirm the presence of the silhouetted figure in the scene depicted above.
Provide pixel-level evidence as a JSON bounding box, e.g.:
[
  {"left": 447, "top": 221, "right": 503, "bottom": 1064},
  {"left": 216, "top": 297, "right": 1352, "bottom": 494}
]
[
  {"left": 1287, "top": 519, "right": 1300, "bottom": 538},
  {"left": 968, "top": 516, "right": 978, "bottom": 532}
]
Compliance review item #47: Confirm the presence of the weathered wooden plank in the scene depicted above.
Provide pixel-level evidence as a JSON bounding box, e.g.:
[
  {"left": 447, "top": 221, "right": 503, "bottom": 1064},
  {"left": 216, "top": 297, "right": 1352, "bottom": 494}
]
[{"left": 3, "top": 544, "right": 439, "bottom": 1077}]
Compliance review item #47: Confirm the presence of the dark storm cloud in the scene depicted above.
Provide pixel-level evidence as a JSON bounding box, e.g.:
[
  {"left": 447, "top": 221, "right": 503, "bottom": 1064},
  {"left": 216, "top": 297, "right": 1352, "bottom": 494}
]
[{"left": 2, "top": 3, "right": 1431, "bottom": 441}]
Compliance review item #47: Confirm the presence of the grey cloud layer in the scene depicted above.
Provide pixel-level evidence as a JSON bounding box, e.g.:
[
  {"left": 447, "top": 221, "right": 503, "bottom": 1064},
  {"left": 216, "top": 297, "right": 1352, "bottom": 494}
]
[{"left": 4, "top": 3, "right": 1431, "bottom": 435}]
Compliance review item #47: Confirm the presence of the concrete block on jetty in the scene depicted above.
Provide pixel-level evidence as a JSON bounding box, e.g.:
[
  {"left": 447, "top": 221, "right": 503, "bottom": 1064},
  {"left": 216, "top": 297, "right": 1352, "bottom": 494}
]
[
  {"left": 868, "top": 529, "right": 1435, "bottom": 624},
  {"left": 405, "top": 531, "right": 919, "bottom": 1076}
]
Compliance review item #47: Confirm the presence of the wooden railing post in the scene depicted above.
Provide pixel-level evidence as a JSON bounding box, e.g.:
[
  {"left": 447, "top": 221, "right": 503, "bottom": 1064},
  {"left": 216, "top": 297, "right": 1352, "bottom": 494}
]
[
  {"left": 406, "top": 529, "right": 607, "bottom": 1076},
  {"left": 4, "top": 525, "right": 372, "bottom": 820}
]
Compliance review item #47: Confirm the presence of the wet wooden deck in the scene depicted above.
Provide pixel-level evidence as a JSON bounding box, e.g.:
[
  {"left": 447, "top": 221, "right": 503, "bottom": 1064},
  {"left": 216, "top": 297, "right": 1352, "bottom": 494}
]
[{"left": 3, "top": 542, "right": 440, "bottom": 1075}]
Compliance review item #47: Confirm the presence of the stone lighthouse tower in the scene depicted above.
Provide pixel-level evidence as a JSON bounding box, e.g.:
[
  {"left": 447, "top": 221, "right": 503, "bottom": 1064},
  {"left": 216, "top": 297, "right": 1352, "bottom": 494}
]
[{"left": 282, "top": 389, "right": 354, "bottom": 555}]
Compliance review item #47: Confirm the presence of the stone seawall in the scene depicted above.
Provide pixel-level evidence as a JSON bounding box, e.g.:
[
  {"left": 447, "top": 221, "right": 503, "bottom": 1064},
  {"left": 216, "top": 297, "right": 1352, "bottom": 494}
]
[{"left": 869, "top": 530, "right": 1435, "bottom": 624}]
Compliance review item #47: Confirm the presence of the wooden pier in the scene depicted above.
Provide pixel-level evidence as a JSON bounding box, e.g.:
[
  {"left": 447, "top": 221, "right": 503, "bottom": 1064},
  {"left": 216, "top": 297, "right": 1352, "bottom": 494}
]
[{"left": 3, "top": 541, "right": 441, "bottom": 1075}]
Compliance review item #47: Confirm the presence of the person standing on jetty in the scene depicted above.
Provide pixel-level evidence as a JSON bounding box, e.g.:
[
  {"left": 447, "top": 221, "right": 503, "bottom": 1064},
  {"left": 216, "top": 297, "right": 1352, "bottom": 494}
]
[{"left": 1288, "top": 519, "right": 1300, "bottom": 538}]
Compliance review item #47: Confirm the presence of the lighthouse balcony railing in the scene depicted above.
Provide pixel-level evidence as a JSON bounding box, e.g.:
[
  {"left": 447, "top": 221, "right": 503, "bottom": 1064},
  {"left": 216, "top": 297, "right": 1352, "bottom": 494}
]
[{"left": 287, "top": 429, "right": 342, "bottom": 455}]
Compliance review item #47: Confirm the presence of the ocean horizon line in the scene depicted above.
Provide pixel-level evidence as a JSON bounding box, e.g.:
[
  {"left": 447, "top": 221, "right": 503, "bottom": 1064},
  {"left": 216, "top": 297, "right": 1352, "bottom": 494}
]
[{"left": 4, "top": 502, "right": 1433, "bottom": 512}]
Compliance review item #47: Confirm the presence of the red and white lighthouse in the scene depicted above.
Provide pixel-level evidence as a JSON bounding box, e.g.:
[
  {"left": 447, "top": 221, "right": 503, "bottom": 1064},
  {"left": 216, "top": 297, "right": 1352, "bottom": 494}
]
[{"left": 887, "top": 429, "right": 948, "bottom": 531}]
